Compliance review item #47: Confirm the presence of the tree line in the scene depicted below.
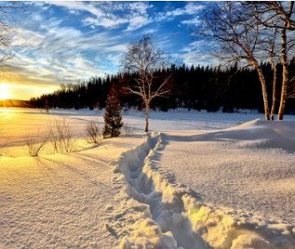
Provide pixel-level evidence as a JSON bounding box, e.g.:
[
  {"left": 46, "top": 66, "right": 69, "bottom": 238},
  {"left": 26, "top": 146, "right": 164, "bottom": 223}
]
[{"left": 29, "top": 59, "right": 295, "bottom": 114}]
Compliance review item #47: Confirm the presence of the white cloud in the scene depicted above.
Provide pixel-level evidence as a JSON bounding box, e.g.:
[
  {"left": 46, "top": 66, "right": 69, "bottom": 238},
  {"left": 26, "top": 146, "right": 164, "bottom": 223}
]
[
  {"left": 82, "top": 16, "right": 127, "bottom": 29},
  {"left": 126, "top": 14, "right": 151, "bottom": 31},
  {"left": 179, "top": 40, "right": 219, "bottom": 66},
  {"left": 184, "top": 3, "right": 205, "bottom": 15},
  {"left": 39, "top": 2, "right": 203, "bottom": 31},
  {"left": 156, "top": 2, "right": 204, "bottom": 22},
  {"left": 5, "top": 1, "right": 215, "bottom": 91},
  {"left": 43, "top": 1, "right": 104, "bottom": 17},
  {"left": 128, "top": 2, "right": 151, "bottom": 14},
  {"left": 7, "top": 18, "right": 131, "bottom": 87},
  {"left": 42, "top": 1, "right": 152, "bottom": 31},
  {"left": 181, "top": 17, "right": 201, "bottom": 26},
  {"left": 12, "top": 28, "right": 44, "bottom": 48}
]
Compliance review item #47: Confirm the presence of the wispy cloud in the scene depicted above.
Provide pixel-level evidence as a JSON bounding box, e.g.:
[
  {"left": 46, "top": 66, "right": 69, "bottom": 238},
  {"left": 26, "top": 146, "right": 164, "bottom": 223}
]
[
  {"left": 181, "top": 17, "right": 201, "bottom": 26},
  {"left": 156, "top": 2, "right": 204, "bottom": 22},
  {"left": 42, "top": 1, "right": 152, "bottom": 31},
  {"left": 2, "top": 1, "right": 218, "bottom": 99},
  {"left": 6, "top": 17, "right": 129, "bottom": 89},
  {"left": 179, "top": 40, "right": 219, "bottom": 66}
]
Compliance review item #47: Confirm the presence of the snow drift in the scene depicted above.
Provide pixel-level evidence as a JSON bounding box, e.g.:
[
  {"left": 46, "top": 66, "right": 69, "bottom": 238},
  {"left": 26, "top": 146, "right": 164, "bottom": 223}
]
[{"left": 111, "top": 131, "right": 295, "bottom": 249}]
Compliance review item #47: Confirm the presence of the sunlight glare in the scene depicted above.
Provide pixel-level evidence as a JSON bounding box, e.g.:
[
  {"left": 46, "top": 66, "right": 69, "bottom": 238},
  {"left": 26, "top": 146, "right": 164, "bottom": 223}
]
[{"left": 0, "top": 83, "right": 10, "bottom": 100}]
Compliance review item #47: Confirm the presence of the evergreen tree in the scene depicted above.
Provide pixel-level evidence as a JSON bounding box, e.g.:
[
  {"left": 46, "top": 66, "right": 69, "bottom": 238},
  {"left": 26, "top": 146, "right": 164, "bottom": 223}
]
[
  {"left": 28, "top": 60, "right": 295, "bottom": 114},
  {"left": 103, "top": 85, "right": 123, "bottom": 138}
]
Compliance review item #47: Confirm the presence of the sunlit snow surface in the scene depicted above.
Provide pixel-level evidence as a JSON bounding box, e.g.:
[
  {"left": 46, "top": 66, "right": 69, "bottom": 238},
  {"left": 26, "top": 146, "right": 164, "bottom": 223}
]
[
  {"left": 1, "top": 108, "right": 295, "bottom": 249},
  {"left": 0, "top": 107, "right": 284, "bottom": 146}
]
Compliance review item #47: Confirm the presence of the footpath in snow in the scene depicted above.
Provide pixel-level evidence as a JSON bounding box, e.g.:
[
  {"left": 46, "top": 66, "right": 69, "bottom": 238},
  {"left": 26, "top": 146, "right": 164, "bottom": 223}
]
[
  {"left": 109, "top": 123, "right": 295, "bottom": 249},
  {"left": 1, "top": 108, "right": 295, "bottom": 249},
  {"left": 160, "top": 119, "right": 295, "bottom": 225}
]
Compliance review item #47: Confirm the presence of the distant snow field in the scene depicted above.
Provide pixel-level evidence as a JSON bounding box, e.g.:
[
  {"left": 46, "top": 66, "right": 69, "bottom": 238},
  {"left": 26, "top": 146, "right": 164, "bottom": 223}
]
[{"left": 0, "top": 108, "right": 295, "bottom": 249}]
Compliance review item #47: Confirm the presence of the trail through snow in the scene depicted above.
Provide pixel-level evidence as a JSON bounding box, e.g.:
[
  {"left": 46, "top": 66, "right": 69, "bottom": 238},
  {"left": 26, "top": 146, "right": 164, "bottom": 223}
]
[
  {"left": 110, "top": 132, "right": 295, "bottom": 249},
  {"left": 161, "top": 119, "right": 295, "bottom": 224},
  {"left": 1, "top": 109, "right": 295, "bottom": 248}
]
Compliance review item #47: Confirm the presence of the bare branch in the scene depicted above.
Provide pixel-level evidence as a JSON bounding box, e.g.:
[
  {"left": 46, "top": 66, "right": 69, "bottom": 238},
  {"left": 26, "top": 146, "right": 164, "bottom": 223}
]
[{"left": 121, "top": 35, "right": 172, "bottom": 132}]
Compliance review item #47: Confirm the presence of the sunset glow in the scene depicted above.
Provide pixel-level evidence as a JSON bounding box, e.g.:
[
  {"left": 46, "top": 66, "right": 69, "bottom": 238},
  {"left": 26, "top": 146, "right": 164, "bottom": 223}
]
[
  {"left": 0, "top": 84, "right": 10, "bottom": 100},
  {"left": 0, "top": 2, "right": 214, "bottom": 100}
]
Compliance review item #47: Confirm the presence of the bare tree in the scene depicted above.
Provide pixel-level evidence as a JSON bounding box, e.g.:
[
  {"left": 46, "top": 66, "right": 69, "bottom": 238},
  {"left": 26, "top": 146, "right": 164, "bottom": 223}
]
[
  {"left": 278, "top": 22, "right": 289, "bottom": 120},
  {"left": 250, "top": 2, "right": 295, "bottom": 120},
  {"left": 200, "top": 2, "right": 271, "bottom": 120},
  {"left": 121, "top": 35, "right": 172, "bottom": 132},
  {"left": 269, "top": 2, "right": 294, "bottom": 120},
  {"left": 262, "top": 29, "right": 280, "bottom": 120},
  {"left": 255, "top": 2, "right": 295, "bottom": 30}
]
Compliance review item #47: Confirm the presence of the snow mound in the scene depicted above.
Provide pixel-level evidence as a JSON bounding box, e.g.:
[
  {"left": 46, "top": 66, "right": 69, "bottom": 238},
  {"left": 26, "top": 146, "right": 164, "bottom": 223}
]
[
  {"left": 194, "top": 119, "right": 295, "bottom": 153},
  {"left": 109, "top": 132, "right": 295, "bottom": 249}
]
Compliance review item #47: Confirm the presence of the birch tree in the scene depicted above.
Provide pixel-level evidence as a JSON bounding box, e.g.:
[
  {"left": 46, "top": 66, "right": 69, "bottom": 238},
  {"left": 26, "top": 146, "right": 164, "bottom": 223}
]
[
  {"left": 251, "top": 2, "right": 295, "bottom": 120},
  {"left": 121, "top": 35, "right": 171, "bottom": 132},
  {"left": 200, "top": 2, "right": 271, "bottom": 120},
  {"left": 263, "top": 29, "right": 280, "bottom": 120},
  {"left": 268, "top": 2, "right": 295, "bottom": 120}
]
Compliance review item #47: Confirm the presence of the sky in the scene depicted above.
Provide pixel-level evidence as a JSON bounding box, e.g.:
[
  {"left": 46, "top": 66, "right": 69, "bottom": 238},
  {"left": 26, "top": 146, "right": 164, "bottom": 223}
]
[{"left": 1, "top": 1, "right": 217, "bottom": 100}]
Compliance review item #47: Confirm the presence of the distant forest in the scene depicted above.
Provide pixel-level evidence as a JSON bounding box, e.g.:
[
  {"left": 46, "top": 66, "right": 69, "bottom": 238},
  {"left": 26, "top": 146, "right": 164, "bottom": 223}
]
[{"left": 29, "top": 60, "right": 295, "bottom": 114}]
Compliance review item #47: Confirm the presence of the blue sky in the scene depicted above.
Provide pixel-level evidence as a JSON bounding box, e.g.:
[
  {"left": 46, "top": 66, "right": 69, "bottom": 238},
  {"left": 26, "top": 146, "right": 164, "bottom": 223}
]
[{"left": 3, "top": 1, "right": 217, "bottom": 99}]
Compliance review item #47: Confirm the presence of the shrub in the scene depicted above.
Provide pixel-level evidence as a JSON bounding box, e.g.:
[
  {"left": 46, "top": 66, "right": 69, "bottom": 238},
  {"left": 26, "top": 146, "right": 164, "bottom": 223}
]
[
  {"left": 86, "top": 121, "right": 101, "bottom": 144},
  {"left": 48, "top": 119, "right": 75, "bottom": 153},
  {"left": 25, "top": 130, "right": 47, "bottom": 157}
]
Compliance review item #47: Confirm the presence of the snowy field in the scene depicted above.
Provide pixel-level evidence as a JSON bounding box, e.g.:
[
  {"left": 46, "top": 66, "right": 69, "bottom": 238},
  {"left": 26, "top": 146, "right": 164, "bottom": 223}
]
[
  {"left": 0, "top": 108, "right": 295, "bottom": 249},
  {"left": 0, "top": 108, "right": 268, "bottom": 147},
  {"left": 161, "top": 120, "right": 295, "bottom": 223}
]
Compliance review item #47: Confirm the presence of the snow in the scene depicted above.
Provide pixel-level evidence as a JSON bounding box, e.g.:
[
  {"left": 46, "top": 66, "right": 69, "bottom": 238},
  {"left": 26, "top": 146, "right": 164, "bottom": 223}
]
[
  {"left": 0, "top": 136, "right": 146, "bottom": 248},
  {"left": 1, "top": 108, "right": 295, "bottom": 248},
  {"left": 110, "top": 132, "right": 295, "bottom": 249},
  {"left": 3, "top": 108, "right": 292, "bottom": 147},
  {"left": 159, "top": 120, "right": 295, "bottom": 225}
]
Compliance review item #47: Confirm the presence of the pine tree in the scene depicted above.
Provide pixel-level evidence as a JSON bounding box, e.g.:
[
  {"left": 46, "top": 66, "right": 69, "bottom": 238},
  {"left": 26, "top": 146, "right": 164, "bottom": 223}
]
[{"left": 103, "top": 84, "right": 123, "bottom": 138}]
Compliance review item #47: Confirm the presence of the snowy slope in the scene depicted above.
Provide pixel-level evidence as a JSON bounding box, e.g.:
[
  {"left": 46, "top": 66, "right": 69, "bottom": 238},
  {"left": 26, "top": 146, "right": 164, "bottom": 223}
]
[
  {"left": 160, "top": 120, "right": 295, "bottom": 224},
  {"left": 109, "top": 133, "right": 295, "bottom": 249},
  {"left": 1, "top": 108, "right": 295, "bottom": 249},
  {"left": 0, "top": 136, "right": 145, "bottom": 249}
]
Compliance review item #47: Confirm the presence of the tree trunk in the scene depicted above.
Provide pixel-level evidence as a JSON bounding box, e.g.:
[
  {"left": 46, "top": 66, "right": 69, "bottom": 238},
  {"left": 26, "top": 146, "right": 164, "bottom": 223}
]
[
  {"left": 252, "top": 60, "right": 270, "bottom": 120},
  {"left": 144, "top": 103, "right": 149, "bottom": 132},
  {"left": 270, "top": 62, "right": 277, "bottom": 120},
  {"left": 278, "top": 27, "right": 288, "bottom": 120}
]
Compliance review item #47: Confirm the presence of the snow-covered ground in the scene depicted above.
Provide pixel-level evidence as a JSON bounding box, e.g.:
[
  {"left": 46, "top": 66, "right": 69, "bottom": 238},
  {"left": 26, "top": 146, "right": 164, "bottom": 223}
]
[
  {"left": 0, "top": 108, "right": 271, "bottom": 147},
  {"left": 0, "top": 134, "right": 145, "bottom": 248},
  {"left": 113, "top": 132, "right": 295, "bottom": 249},
  {"left": 160, "top": 119, "right": 295, "bottom": 224},
  {"left": 1, "top": 108, "right": 295, "bottom": 249}
]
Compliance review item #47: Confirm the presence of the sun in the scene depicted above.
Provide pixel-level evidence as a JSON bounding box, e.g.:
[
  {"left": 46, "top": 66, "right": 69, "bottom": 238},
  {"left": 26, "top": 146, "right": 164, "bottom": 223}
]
[{"left": 0, "top": 83, "right": 10, "bottom": 100}]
